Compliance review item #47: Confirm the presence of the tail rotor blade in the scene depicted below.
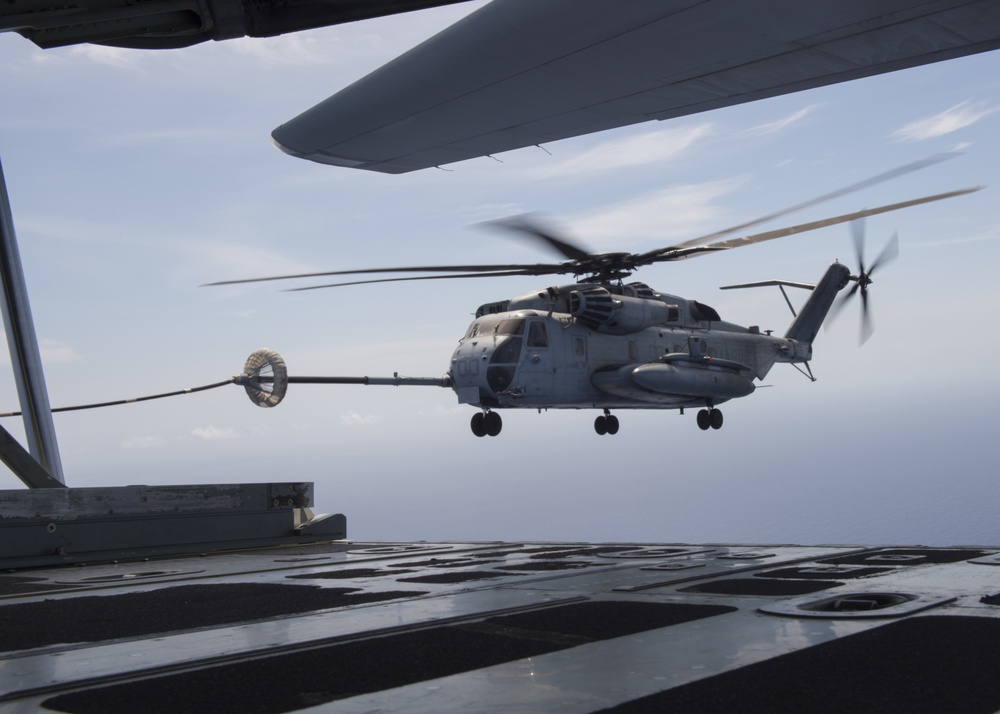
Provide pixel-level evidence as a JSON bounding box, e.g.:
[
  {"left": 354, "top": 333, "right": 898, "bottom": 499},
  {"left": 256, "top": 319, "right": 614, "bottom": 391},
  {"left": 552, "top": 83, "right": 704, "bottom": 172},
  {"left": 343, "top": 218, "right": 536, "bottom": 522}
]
[
  {"left": 869, "top": 231, "right": 899, "bottom": 275},
  {"left": 859, "top": 286, "right": 874, "bottom": 345},
  {"left": 827, "top": 280, "right": 859, "bottom": 328},
  {"left": 852, "top": 218, "right": 867, "bottom": 277}
]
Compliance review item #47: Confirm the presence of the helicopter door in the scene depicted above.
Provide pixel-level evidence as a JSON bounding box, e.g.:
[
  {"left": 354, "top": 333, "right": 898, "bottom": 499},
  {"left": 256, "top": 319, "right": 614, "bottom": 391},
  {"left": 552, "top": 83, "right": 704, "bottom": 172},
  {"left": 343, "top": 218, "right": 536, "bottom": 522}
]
[{"left": 519, "top": 319, "right": 554, "bottom": 398}]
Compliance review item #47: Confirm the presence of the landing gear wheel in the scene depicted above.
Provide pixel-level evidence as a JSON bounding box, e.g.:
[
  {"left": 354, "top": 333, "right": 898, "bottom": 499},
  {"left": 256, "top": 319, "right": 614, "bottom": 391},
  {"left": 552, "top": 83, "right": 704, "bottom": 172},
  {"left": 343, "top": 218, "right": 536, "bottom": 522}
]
[
  {"left": 594, "top": 415, "right": 607, "bottom": 435},
  {"left": 484, "top": 411, "right": 503, "bottom": 437},
  {"left": 470, "top": 412, "right": 486, "bottom": 437},
  {"left": 696, "top": 409, "right": 711, "bottom": 431},
  {"left": 710, "top": 409, "right": 724, "bottom": 430},
  {"left": 606, "top": 415, "right": 620, "bottom": 435}
]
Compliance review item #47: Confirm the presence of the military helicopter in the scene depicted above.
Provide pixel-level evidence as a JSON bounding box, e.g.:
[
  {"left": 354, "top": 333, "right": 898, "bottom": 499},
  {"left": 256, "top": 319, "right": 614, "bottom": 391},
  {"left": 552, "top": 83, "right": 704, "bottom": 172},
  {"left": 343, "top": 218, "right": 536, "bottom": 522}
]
[{"left": 210, "top": 159, "right": 979, "bottom": 438}]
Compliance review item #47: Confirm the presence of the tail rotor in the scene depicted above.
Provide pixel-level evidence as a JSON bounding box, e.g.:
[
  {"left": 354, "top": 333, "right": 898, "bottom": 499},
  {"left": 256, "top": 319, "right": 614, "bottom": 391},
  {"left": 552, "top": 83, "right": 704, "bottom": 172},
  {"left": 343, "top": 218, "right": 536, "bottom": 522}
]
[{"left": 828, "top": 218, "right": 898, "bottom": 345}]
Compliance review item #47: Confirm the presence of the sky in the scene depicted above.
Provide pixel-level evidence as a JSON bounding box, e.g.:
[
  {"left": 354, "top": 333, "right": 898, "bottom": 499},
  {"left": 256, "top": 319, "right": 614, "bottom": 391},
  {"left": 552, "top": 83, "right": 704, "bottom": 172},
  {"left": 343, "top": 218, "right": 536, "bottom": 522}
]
[{"left": 1, "top": 2, "right": 999, "bottom": 546}]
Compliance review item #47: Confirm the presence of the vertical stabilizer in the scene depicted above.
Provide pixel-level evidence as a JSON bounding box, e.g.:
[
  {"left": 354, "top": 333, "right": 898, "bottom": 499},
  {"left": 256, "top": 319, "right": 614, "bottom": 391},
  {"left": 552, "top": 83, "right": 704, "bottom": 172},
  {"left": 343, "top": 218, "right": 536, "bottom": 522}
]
[{"left": 784, "top": 263, "right": 851, "bottom": 344}]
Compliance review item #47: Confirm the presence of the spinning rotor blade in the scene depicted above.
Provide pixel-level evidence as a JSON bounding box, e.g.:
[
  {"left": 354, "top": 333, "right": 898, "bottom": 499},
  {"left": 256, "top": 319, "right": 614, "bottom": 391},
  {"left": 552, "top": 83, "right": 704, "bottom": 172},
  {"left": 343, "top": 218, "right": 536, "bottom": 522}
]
[
  {"left": 203, "top": 155, "right": 978, "bottom": 291},
  {"left": 284, "top": 269, "right": 550, "bottom": 291},
  {"left": 480, "top": 214, "right": 593, "bottom": 262},
  {"left": 202, "top": 261, "right": 566, "bottom": 287},
  {"left": 651, "top": 187, "right": 978, "bottom": 262},
  {"left": 668, "top": 152, "right": 959, "bottom": 251},
  {"left": 828, "top": 219, "right": 900, "bottom": 345},
  {"left": 868, "top": 226, "right": 900, "bottom": 274}
]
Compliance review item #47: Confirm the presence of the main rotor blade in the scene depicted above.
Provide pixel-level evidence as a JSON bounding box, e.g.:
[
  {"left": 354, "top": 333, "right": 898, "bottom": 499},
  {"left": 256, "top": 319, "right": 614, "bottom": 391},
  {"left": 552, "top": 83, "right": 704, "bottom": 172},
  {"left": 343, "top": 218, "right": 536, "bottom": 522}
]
[
  {"left": 641, "top": 187, "right": 982, "bottom": 263},
  {"left": 284, "top": 269, "right": 553, "bottom": 292},
  {"left": 203, "top": 261, "right": 568, "bottom": 287},
  {"left": 668, "top": 152, "right": 959, "bottom": 251},
  {"left": 481, "top": 214, "right": 593, "bottom": 262}
]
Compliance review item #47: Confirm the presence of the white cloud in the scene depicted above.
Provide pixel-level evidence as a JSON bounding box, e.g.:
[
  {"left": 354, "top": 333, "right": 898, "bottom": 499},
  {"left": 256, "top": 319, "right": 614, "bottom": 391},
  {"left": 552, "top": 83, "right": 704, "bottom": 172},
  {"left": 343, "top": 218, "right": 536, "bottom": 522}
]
[
  {"left": 0, "top": 338, "right": 80, "bottom": 367},
  {"left": 23, "top": 44, "right": 149, "bottom": 71},
  {"left": 190, "top": 240, "right": 321, "bottom": 290},
  {"left": 100, "top": 128, "right": 232, "bottom": 149},
  {"left": 191, "top": 425, "right": 240, "bottom": 440},
  {"left": 892, "top": 101, "right": 998, "bottom": 141},
  {"left": 68, "top": 45, "right": 146, "bottom": 69},
  {"left": 909, "top": 223, "right": 1000, "bottom": 250},
  {"left": 740, "top": 105, "right": 819, "bottom": 137},
  {"left": 121, "top": 435, "right": 166, "bottom": 449},
  {"left": 340, "top": 411, "right": 380, "bottom": 427},
  {"left": 566, "top": 177, "right": 747, "bottom": 248},
  {"left": 40, "top": 340, "right": 82, "bottom": 364},
  {"left": 216, "top": 1, "right": 488, "bottom": 71},
  {"left": 528, "top": 123, "right": 714, "bottom": 179}
]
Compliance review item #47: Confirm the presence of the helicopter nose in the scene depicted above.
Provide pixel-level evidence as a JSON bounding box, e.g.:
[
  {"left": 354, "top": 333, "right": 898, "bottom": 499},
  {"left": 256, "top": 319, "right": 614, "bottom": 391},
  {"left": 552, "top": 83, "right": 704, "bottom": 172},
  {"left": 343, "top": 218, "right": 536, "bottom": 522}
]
[{"left": 450, "top": 346, "right": 491, "bottom": 403}]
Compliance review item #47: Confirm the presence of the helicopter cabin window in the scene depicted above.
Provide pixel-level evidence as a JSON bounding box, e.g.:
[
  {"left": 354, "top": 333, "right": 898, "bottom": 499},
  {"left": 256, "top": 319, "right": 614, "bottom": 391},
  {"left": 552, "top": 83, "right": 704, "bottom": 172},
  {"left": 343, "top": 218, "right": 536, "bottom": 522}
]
[
  {"left": 628, "top": 340, "right": 638, "bottom": 361},
  {"left": 526, "top": 321, "right": 549, "bottom": 348}
]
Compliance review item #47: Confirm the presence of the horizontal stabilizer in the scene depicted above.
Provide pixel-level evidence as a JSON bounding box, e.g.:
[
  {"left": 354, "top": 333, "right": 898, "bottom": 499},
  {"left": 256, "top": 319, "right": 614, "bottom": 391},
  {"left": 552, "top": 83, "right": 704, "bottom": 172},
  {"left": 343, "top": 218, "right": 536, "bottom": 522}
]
[{"left": 720, "top": 279, "right": 815, "bottom": 291}]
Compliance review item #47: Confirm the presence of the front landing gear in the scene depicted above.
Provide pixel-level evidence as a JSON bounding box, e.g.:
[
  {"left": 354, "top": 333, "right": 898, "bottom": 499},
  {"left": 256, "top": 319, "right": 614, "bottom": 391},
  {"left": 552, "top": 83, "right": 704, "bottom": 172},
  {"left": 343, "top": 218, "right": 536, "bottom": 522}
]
[
  {"left": 594, "top": 409, "right": 619, "bottom": 436},
  {"left": 471, "top": 410, "right": 502, "bottom": 437},
  {"left": 696, "top": 408, "right": 723, "bottom": 431}
]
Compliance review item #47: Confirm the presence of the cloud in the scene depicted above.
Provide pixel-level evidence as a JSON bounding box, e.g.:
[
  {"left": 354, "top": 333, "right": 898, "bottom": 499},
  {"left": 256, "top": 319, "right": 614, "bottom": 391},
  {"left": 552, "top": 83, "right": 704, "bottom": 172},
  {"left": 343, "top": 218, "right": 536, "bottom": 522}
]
[
  {"left": 100, "top": 128, "right": 232, "bottom": 149},
  {"left": 190, "top": 240, "right": 321, "bottom": 289},
  {"left": 23, "top": 44, "right": 149, "bottom": 71},
  {"left": 909, "top": 223, "right": 1000, "bottom": 250},
  {"left": 40, "top": 340, "right": 82, "bottom": 364},
  {"left": 225, "top": 34, "right": 341, "bottom": 69},
  {"left": 892, "top": 101, "right": 998, "bottom": 141},
  {"left": 191, "top": 425, "right": 240, "bottom": 440},
  {"left": 0, "top": 338, "right": 80, "bottom": 367},
  {"left": 739, "top": 105, "right": 819, "bottom": 137},
  {"left": 528, "top": 123, "right": 714, "bottom": 179},
  {"left": 121, "top": 435, "right": 166, "bottom": 449},
  {"left": 565, "top": 177, "right": 748, "bottom": 248},
  {"left": 340, "top": 411, "right": 380, "bottom": 427},
  {"left": 219, "top": 1, "right": 489, "bottom": 70},
  {"left": 68, "top": 45, "right": 146, "bottom": 69}
]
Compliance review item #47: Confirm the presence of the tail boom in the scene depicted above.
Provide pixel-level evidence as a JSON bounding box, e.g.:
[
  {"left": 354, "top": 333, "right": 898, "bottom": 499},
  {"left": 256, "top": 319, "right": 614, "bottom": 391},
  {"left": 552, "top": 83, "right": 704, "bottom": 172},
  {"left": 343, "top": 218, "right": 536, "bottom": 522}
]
[{"left": 783, "top": 262, "right": 851, "bottom": 347}]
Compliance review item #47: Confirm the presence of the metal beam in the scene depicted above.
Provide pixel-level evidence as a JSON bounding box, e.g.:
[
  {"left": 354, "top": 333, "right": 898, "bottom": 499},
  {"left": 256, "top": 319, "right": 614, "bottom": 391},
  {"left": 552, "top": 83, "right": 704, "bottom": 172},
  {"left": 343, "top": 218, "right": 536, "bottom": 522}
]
[{"left": 0, "top": 158, "right": 65, "bottom": 486}]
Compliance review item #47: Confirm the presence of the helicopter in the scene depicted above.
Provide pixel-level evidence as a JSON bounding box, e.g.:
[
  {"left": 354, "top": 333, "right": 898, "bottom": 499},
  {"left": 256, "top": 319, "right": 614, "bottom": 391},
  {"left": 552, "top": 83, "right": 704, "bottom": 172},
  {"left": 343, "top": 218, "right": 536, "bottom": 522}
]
[{"left": 210, "top": 159, "right": 979, "bottom": 438}]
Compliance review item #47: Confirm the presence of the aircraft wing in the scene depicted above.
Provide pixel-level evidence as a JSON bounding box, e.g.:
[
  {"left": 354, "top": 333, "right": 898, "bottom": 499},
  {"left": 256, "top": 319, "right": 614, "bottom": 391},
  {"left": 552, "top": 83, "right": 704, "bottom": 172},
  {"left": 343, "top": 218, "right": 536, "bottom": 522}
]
[{"left": 271, "top": 0, "right": 1000, "bottom": 173}]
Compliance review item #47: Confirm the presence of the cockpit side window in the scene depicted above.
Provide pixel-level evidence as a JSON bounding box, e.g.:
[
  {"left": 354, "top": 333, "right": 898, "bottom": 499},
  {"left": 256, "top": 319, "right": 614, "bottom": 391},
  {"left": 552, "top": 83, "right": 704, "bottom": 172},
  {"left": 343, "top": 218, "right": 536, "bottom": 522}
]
[
  {"left": 526, "top": 321, "right": 549, "bottom": 348},
  {"left": 496, "top": 319, "right": 525, "bottom": 336}
]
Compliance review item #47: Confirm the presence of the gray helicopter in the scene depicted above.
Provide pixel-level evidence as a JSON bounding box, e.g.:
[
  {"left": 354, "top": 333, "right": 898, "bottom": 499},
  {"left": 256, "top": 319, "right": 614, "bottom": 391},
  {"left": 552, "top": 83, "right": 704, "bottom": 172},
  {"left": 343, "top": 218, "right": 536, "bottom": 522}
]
[{"left": 213, "top": 160, "right": 978, "bottom": 437}]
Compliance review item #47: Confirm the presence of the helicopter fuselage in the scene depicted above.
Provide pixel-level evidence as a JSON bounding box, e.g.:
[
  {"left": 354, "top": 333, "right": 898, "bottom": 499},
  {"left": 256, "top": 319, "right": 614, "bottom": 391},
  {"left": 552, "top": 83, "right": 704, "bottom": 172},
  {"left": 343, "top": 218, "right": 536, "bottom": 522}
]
[{"left": 449, "top": 281, "right": 812, "bottom": 413}]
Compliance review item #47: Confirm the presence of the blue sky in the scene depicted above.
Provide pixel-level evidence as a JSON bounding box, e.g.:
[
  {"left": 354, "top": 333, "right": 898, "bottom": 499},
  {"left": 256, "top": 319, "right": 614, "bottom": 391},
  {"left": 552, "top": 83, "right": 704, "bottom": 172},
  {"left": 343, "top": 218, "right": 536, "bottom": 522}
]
[{"left": 1, "top": 2, "right": 999, "bottom": 545}]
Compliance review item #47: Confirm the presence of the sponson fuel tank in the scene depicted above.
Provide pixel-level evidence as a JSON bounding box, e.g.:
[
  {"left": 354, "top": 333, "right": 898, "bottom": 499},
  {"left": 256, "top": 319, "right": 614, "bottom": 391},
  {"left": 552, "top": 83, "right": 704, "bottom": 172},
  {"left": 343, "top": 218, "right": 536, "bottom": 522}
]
[{"left": 592, "top": 362, "right": 755, "bottom": 401}]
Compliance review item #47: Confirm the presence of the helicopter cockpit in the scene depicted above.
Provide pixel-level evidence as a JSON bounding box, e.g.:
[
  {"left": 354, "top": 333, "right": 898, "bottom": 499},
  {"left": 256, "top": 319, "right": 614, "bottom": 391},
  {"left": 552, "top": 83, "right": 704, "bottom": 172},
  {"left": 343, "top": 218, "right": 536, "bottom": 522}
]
[{"left": 486, "top": 318, "right": 524, "bottom": 394}]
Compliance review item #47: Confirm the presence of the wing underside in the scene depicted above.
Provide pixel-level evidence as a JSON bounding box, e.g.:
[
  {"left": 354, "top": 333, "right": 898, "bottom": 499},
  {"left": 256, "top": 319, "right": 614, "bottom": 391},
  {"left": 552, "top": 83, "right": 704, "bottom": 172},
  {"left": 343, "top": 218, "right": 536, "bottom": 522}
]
[{"left": 272, "top": 0, "right": 1000, "bottom": 173}]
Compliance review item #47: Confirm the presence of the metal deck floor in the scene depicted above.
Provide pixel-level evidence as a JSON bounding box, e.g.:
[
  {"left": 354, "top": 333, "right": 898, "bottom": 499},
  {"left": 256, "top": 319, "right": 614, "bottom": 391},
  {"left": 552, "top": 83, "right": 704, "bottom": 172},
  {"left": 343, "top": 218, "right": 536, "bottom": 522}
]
[{"left": 2, "top": 541, "right": 1000, "bottom": 712}]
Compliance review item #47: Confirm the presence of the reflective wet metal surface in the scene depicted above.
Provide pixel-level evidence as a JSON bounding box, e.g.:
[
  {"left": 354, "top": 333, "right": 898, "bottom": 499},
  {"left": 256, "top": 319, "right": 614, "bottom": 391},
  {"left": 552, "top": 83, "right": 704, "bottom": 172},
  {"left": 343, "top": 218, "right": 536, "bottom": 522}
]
[{"left": 2, "top": 542, "right": 998, "bottom": 712}]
